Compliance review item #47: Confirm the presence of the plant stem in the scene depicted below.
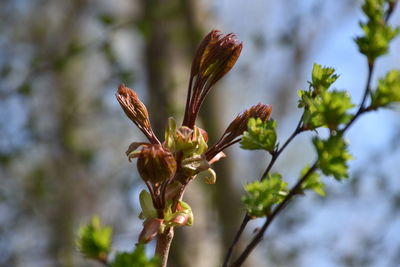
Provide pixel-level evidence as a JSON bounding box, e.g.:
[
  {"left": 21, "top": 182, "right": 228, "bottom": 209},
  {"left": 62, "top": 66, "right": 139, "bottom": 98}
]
[
  {"left": 222, "top": 117, "right": 304, "bottom": 266},
  {"left": 222, "top": 214, "right": 251, "bottom": 267},
  {"left": 341, "top": 62, "right": 374, "bottom": 133},
  {"left": 155, "top": 227, "right": 174, "bottom": 267},
  {"left": 224, "top": 3, "right": 395, "bottom": 264},
  {"left": 229, "top": 162, "right": 318, "bottom": 267},
  {"left": 262, "top": 119, "right": 304, "bottom": 181}
]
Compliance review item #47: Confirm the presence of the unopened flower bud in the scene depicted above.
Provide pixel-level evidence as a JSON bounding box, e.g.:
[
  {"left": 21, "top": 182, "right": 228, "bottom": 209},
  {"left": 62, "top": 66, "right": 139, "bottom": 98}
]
[
  {"left": 192, "top": 30, "right": 243, "bottom": 85},
  {"left": 116, "top": 84, "right": 159, "bottom": 144},
  {"left": 183, "top": 30, "right": 243, "bottom": 128},
  {"left": 206, "top": 103, "right": 272, "bottom": 161},
  {"left": 226, "top": 103, "right": 272, "bottom": 136},
  {"left": 164, "top": 117, "right": 208, "bottom": 158},
  {"left": 137, "top": 144, "right": 177, "bottom": 184}
]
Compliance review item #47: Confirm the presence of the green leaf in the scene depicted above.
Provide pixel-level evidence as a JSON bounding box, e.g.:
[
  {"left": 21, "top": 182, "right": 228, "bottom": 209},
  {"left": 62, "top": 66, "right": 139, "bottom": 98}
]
[
  {"left": 300, "top": 90, "right": 354, "bottom": 130},
  {"left": 299, "top": 64, "right": 352, "bottom": 130},
  {"left": 240, "top": 118, "right": 277, "bottom": 152},
  {"left": 300, "top": 165, "right": 326, "bottom": 196},
  {"left": 310, "top": 63, "right": 339, "bottom": 94},
  {"left": 139, "top": 190, "right": 157, "bottom": 219},
  {"left": 110, "top": 245, "right": 159, "bottom": 267},
  {"left": 313, "top": 136, "right": 352, "bottom": 180},
  {"left": 76, "top": 216, "right": 112, "bottom": 262},
  {"left": 242, "top": 173, "right": 288, "bottom": 217},
  {"left": 355, "top": 0, "right": 399, "bottom": 62},
  {"left": 371, "top": 70, "right": 400, "bottom": 108}
]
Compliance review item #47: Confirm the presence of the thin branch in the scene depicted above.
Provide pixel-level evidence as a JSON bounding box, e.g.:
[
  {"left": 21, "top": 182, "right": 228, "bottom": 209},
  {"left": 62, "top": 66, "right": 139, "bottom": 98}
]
[
  {"left": 222, "top": 214, "right": 251, "bottom": 267},
  {"left": 341, "top": 62, "right": 374, "bottom": 133},
  {"left": 229, "top": 27, "right": 381, "bottom": 265},
  {"left": 384, "top": 1, "right": 397, "bottom": 23},
  {"left": 222, "top": 114, "right": 304, "bottom": 266},
  {"left": 229, "top": 162, "right": 319, "bottom": 267},
  {"left": 261, "top": 117, "right": 304, "bottom": 181}
]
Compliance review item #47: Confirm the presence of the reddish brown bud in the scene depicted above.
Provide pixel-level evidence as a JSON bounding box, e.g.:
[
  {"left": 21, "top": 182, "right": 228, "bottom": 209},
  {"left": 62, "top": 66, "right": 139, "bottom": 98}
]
[
  {"left": 138, "top": 218, "right": 163, "bottom": 244},
  {"left": 137, "top": 144, "right": 177, "bottom": 184},
  {"left": 191, "top": 30, "right": 243, "bottom": 84},
  {"left": 206, "top": 103, "right": 272, "bottom": 161},
  {"left": 226, "top": 103, "right": 272, "bottom": 136},
  {"left": 116, "top": 84, "right": 159, "bottom": 144},
  {"left": 183, "top": 30, "right": 243, "bottom": 128}
]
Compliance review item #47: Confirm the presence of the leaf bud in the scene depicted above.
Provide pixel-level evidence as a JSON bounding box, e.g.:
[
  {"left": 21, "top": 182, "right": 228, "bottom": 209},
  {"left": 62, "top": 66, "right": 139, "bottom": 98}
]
[
  {"left": 137, "top": 144, "right": 177, "bottom": 184},
  {"left": 192, "top": 30, "right": 243, "bottom": 86},
  {"left": 164, "top": 117, "right": 208, "bottom": 158},
  {"left": 116, "top": 84, "right": 159, "bottom": 144}
]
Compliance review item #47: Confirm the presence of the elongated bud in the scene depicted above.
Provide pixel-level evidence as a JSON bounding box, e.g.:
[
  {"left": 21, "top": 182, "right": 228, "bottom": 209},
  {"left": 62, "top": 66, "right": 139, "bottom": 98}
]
[
  {"left": 183, "top": 30, "right": 243, "bottom": 128},
  {"left": 225, "top": 103, "right": 272, "bottom": 136},
  {"left": 206, "top": 103, "right": 272, "bottom": 160},
  {"left": 137, "top": 144, "right": 177, "bottom": 184},
  {"left": 116, "top": 84, "right": 160, "bottom": 144},
  {"left": 191, "top": 30, "right": 243, "bottom": 85}
]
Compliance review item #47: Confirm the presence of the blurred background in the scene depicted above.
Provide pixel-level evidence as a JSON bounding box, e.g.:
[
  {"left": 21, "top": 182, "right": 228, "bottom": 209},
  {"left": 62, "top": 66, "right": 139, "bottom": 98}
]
[{"left": 1, "top": 0, "right": 400, "bottom": 266}]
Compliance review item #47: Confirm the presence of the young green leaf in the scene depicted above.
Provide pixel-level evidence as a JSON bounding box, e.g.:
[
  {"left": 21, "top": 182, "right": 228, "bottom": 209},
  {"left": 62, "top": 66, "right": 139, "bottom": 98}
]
[
  {"left": 240, "top": 118, "right": 277, "bottom": 152},
  {"left": 300, "top": 165, "right": 326, "bottom": 196},
  {"left": 300, "top": 90, "right": 354, "bottom": 130},
  {"left": 76, "top": 216, "right": 112, "bottom": 262},
  {"left": 355, "top": 0, "right": 399, "bottom": 62},
  {"left": 299, "top": 64, "right": 350, "bottom": 130},
  {"left": 139, "top": 190, "right": 157, "bottom": 219},
  {"left": 313, "top": 136, "right": 352, "bottom": 180},
  {"left": 310, "top": 63, "right": 339, "bottom": 94},
  {"left": 110, "top": 245, "right": 159, "bottom": 267},
  {"left": 242, "top": 173, "right": 288, "bottom": 217},
  {"left": 371, "top": 70, "right": 400, "bottom": 109}
]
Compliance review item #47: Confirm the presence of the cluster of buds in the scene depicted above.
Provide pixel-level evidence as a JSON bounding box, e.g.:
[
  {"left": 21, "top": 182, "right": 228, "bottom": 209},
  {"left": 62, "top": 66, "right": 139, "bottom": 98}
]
[{"left": 116, "top": 30, "right": 272, "bottom": 244}]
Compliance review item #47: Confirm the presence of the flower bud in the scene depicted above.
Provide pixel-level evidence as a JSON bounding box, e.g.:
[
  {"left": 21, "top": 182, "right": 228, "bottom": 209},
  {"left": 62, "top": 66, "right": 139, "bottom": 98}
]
[
  {"left": 164, "top": 117, "right": 208, "bottom": 158},
  {"left": 137, "top": 144, "right": 177, "bottom": 184},
  {"left": 183, "top": 30, "right": 243, "bottom": 128},
  {"left": 191, "top": 30, "right": 243, "bottom": 86},
  {"left": 226, "top": 103, "right": 272, "bottom": 136},
  {"left": 116, "top": 84, "right": 159, "bottom": 144},
  {"left": 206, "top": 103, "right": 272, "bottom": 161}
]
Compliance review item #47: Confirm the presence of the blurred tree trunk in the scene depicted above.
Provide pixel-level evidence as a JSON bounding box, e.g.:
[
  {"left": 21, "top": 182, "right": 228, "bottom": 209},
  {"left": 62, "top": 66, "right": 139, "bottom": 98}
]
[{"left": 45, "top": 1, "right": 89, "bottom": 265}]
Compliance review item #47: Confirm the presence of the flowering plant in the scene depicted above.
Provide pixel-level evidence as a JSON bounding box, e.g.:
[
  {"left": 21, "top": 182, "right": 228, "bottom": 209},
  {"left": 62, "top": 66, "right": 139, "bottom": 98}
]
[
  {"left": 115, "top": 30, "right": 271, "bottom": 266},
  {"left": 76, "top": 1, "right": 400, "bottom": 266}
]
